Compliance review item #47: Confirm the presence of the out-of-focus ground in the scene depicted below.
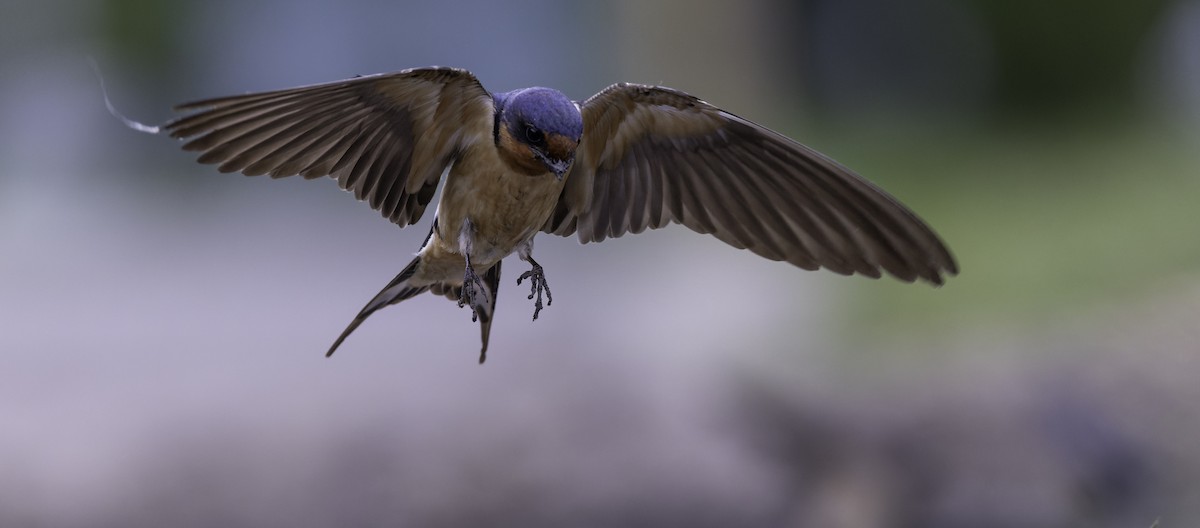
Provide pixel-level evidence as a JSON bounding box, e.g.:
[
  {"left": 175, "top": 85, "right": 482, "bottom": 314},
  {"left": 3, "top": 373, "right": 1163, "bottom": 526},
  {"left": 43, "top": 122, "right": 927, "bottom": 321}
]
[{"left": 2, "top": 1, "right": 1198, "bottom": 526}]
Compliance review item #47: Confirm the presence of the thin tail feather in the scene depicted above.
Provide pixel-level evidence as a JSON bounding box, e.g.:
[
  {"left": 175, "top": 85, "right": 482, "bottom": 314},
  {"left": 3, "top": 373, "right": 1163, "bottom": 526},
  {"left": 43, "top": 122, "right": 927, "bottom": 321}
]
[
  {"left": 325, "top": 257, "right": 504, "bottom": 361},
  {"left": 427, "top": 260, "right": 501, "bottom": 362},
  {"left": 477, "top": 262, "right": 502, "bottom": 363},
  {"left": 429, "top": 261, "right": 502, "bottom": 363},
  {"left": 90, "top": 57, "right": 163, "bottom": 135},
  {"left": 326, "top": 256, "right": 427, "bottom": 357}
]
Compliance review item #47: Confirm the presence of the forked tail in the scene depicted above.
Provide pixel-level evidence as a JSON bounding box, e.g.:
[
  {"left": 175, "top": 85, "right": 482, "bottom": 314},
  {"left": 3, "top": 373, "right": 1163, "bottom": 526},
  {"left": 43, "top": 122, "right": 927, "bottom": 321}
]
[
  {"left": 326, "top": 256, "right": 428, "bottom": 357},
  {"left": 325, "top": 257, "right": 503, "bottom": 363}
]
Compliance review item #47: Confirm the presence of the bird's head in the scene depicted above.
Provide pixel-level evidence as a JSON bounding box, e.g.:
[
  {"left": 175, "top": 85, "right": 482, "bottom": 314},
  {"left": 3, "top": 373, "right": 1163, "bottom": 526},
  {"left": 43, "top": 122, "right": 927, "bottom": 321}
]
[{"left": 494, "top": 87, "right": 582, "bottom": 180}]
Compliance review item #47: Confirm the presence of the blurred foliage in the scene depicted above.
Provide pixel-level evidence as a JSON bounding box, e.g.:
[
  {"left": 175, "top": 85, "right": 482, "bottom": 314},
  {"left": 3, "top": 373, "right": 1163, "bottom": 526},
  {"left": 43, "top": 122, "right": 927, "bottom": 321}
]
[
  {"left": 971, "top": 0, "right": 1171, "bottom": 117},
  {"left": 830, "top": 119, "right": 1199, "bottom": 349},
  {"left": 99, "top": 0, "right": 189, "bottom": 69},
  {"left": 778, "top": 0, "right": 1195, "bottom": 352}
]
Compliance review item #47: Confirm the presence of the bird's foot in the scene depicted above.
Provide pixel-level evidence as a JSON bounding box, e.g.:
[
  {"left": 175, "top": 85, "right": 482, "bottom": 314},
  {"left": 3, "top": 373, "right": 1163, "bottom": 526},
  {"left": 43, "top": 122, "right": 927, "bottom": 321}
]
[
  {"left": 516, "top": 263, "right": 553, "bottom": 321},
  {"left": 458, "top": 266, "right": 488, "bottom": 322}
]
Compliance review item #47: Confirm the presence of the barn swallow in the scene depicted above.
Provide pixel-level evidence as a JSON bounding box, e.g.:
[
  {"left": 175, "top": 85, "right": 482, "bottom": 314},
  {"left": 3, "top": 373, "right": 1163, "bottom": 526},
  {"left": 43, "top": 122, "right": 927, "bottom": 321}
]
[{"left": 109, "top": 66, "right": 957, "bottom": 363}]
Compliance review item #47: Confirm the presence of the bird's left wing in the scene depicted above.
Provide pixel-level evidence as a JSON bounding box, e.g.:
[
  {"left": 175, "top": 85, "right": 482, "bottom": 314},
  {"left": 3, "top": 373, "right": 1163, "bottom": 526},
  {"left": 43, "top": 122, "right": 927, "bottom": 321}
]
[
  {"left": 543, "top": 83, "right": 957, "bottom": 284},
  {"left": 166, "top": 67, "right": 494, "bottom": 226}
]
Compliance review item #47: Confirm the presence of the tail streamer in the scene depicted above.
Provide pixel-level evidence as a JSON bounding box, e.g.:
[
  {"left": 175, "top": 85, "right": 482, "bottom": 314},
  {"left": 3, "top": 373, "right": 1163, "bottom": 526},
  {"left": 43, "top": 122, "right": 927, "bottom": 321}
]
[{"left": 89, "top": 57, "right": 162, "bottom": 135}]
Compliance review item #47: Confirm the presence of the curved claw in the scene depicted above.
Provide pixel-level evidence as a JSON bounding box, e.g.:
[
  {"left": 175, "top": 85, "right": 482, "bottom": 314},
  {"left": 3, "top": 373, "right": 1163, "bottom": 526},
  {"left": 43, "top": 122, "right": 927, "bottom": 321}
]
[
  {"left": 458, "top": 266, "right": 488, "bottom": 322},
  {"left": 516, "top": 263, "right": 553, "bottom": 321}
]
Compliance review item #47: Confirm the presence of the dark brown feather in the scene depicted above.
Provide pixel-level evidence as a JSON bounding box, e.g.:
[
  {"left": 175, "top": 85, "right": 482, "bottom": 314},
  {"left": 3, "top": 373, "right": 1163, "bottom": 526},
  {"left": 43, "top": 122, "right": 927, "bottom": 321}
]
[
  {"left": 546, "top": 83, "right": 957, "bottom": 284},
  {"left": 165, "top": 67, "right": 494, "bottom": 227}
]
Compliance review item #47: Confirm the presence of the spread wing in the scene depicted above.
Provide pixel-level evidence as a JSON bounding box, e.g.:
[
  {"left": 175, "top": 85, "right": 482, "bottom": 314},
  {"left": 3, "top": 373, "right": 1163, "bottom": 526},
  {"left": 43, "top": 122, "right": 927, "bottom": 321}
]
[
  {"left": 165, "top": 67, "right": 494, "bottom": 226},
  {"left": 543, "top": 83, "right": 958, "bottom": 284}
]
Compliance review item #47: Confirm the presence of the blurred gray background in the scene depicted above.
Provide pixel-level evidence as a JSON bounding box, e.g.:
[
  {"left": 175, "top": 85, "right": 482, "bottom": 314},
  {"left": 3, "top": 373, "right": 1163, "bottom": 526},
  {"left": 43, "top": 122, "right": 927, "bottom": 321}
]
[{"left": 2, "top": 0, "right": 1199, "bottom": 526}]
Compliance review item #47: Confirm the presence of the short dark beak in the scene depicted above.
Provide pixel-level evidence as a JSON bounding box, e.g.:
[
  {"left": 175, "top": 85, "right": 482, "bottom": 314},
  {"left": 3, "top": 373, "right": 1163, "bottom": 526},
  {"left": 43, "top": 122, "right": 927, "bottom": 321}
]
[
  {"left": 536, "top": 150, "right": 574, "bottom": 180},
  {"left": 548, "top": 157, "right": 572, "bottom": 180}
]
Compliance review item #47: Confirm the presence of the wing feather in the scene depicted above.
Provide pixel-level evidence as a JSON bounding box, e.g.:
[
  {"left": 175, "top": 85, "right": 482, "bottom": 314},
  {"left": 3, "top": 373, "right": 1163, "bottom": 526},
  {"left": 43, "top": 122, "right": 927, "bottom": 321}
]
[
  {"left": 165, "top": 67, "right": 494, "bottom": 226},
  {"left": 548, "top": 83, "right": 957, "bottom": 284}
]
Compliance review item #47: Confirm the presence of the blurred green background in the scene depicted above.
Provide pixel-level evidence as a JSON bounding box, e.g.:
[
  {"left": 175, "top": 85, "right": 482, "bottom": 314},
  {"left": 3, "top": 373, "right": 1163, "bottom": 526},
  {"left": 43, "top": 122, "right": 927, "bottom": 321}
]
[{"left": 2, "top": 0, "right": 1198, "bottom": 526}]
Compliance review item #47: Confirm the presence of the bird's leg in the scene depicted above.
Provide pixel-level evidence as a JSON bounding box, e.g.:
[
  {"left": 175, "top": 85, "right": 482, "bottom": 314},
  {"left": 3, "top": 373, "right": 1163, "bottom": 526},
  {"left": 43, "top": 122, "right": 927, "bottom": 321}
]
[
  {"left": 516, "top": 240, "right": 552, "bottom": 321},
  {"left": 457, "top": 254, "right": 488, "bottom": 322},
  {"left": 456, "top": 219, "right": 487, "bottom": 322}
]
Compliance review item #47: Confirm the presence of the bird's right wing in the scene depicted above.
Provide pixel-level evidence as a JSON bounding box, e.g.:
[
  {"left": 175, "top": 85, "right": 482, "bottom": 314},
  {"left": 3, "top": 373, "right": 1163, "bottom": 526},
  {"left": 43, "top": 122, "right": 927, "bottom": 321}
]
[
  {"left": 166, "top": 67, "right": 495, "bottom": 227},
  {"left": 544, "top": 83, "right": 957, "bottom": 284}
]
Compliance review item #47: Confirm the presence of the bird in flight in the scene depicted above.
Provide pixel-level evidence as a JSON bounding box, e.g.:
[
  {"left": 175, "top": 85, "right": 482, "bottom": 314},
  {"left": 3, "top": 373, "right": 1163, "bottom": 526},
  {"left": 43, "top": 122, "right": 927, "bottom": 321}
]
[{"left": 107, "top": 66, "right": 957, "bottom": 363}]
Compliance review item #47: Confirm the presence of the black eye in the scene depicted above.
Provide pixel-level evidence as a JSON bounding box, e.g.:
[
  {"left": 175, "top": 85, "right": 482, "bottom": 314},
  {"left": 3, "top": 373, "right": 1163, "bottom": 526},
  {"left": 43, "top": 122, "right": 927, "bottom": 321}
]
[{"left": 523, "top": 124, "right": 544, "bottom": 145}]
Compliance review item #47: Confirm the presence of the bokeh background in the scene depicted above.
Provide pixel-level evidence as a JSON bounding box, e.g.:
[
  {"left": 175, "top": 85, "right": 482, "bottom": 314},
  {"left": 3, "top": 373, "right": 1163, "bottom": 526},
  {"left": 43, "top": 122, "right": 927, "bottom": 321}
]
[{"left": 3, "top": 0, "right": 1199, "bottom": 526}]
